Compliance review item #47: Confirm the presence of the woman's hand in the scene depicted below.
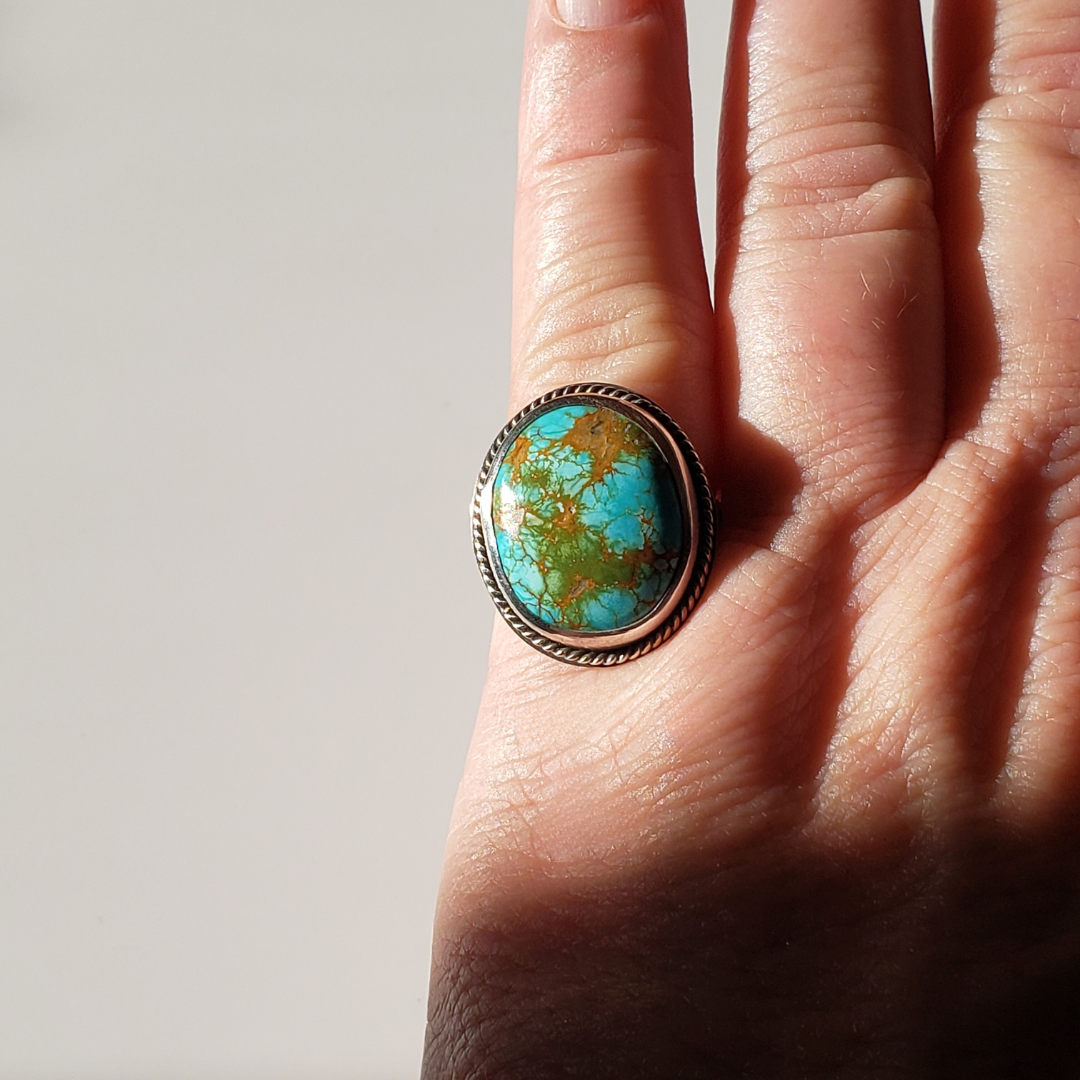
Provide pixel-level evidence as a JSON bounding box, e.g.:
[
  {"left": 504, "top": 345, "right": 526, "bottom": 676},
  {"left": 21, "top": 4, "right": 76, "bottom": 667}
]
[{"left": 425, "top": 0, "right": 1080, "bottom": 1074}]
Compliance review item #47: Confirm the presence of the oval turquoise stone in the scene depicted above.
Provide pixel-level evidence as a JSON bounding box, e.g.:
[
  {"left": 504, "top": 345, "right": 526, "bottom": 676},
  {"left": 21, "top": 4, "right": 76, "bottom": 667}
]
[{"left": 491, "top": 403, "right": 684, "bottom": 634}]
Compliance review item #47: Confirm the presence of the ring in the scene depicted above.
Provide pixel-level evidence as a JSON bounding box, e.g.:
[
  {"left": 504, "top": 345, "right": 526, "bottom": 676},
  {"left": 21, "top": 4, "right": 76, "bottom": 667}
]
[{"left": 472, "top": 383, "right": 717, "bottom": 666}]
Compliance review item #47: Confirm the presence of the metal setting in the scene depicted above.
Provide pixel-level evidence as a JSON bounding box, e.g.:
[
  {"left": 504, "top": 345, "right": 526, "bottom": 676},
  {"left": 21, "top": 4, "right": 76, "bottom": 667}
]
[{"left": 472, "top": 383, "right": 717, "bottom": 666}]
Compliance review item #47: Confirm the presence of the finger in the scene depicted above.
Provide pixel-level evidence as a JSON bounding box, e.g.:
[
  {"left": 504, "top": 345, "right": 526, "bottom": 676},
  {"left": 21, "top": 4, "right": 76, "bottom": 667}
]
[
  {"left": 511, "top": 0, "right": 716, "bottom": 465},
  {"left": 925, "top": 0, "right": 1080, "bottom": 811},
  {"left": 453, "top": 0, "right": 727, "bottom": 891},
  {"left": 718, "top": 0, "right": 941, "bottom": 530}
]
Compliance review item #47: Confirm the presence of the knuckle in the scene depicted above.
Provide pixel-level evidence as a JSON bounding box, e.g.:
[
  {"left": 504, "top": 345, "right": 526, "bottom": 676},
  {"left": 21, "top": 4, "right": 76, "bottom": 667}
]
[
  {"left": 740, "top": 67, "right": 934, "bottom": 244},
  {"left": 512, "top": 145, "right": 711, "bottom": 394},
  {"left": 516, "top": 274, "right": 711, "bottom": 389},
  {"left": 978, "top": 13, "right": 1080, "bottom": 151},
  {"left": 522, "top": 131, "right": 686, "bottom": 182},
  {"left": 741, "top": 125, "right": 935, "bottom": 245},
  {"left": 992, "top": 10, "right": 1080, "bottom": 98},
  {"left": 977, "top": 87, "right": 1080, "bottom": 152}
]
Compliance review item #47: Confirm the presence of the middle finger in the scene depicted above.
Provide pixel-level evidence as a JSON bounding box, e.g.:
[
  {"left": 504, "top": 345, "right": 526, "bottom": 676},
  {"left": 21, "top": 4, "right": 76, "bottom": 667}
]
[{"left": 720, "top": 0, "right": 941, "bottom": 538}]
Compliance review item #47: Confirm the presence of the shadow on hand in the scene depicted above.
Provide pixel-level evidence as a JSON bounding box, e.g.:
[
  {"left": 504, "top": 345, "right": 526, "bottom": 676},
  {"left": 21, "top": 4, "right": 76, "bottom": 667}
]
[{"left": 423, "top": 806, "right": 1080, "bottom": 1078}]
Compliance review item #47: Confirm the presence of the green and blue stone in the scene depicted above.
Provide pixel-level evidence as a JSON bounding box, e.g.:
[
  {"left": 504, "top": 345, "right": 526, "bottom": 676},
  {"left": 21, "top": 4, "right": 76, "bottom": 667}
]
[{"left": 491, "top": 403, "right": 684, "bottom": 634}]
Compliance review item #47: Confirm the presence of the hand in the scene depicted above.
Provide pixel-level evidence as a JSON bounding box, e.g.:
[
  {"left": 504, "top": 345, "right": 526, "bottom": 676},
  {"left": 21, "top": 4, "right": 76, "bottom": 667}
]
[{"left": 424, "top": 0, "right": 1080, "bottom": 1075}]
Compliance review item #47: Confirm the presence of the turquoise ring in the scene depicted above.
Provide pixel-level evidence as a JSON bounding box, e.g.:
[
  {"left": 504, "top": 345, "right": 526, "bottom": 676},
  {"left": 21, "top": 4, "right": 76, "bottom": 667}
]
[{"left": 472, "top": 384, "right": 716, "bottom": 666}]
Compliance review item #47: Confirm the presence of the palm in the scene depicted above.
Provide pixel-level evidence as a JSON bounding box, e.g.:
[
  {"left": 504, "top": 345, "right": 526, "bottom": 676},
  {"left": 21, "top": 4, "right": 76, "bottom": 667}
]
[{"left": 425, "top": 0, "right": 1080, "bottom": 1075}]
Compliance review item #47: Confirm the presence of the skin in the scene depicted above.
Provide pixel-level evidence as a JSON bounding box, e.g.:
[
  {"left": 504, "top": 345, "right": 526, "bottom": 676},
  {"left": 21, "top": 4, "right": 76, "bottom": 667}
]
[{"left": 424, "top": 0, "right": 1080, "bottom": 1075}]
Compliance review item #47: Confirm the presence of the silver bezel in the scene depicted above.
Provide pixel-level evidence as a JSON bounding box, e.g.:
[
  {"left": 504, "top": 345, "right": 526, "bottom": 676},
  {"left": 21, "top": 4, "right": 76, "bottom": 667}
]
[{"left": 471, "top": 383, "right": 716, "bottom": 666}]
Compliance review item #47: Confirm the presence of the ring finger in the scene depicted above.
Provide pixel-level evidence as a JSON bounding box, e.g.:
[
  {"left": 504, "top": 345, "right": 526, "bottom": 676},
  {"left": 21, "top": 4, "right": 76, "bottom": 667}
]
[{"left": 510, "top": 0, "right": 715, "bottom": 461}]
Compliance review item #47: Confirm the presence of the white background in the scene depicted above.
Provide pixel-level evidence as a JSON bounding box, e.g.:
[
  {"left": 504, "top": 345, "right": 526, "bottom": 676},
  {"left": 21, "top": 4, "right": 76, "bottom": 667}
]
[{"left": 0, "top": 2, "right": 929, "bottom": 1076}]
